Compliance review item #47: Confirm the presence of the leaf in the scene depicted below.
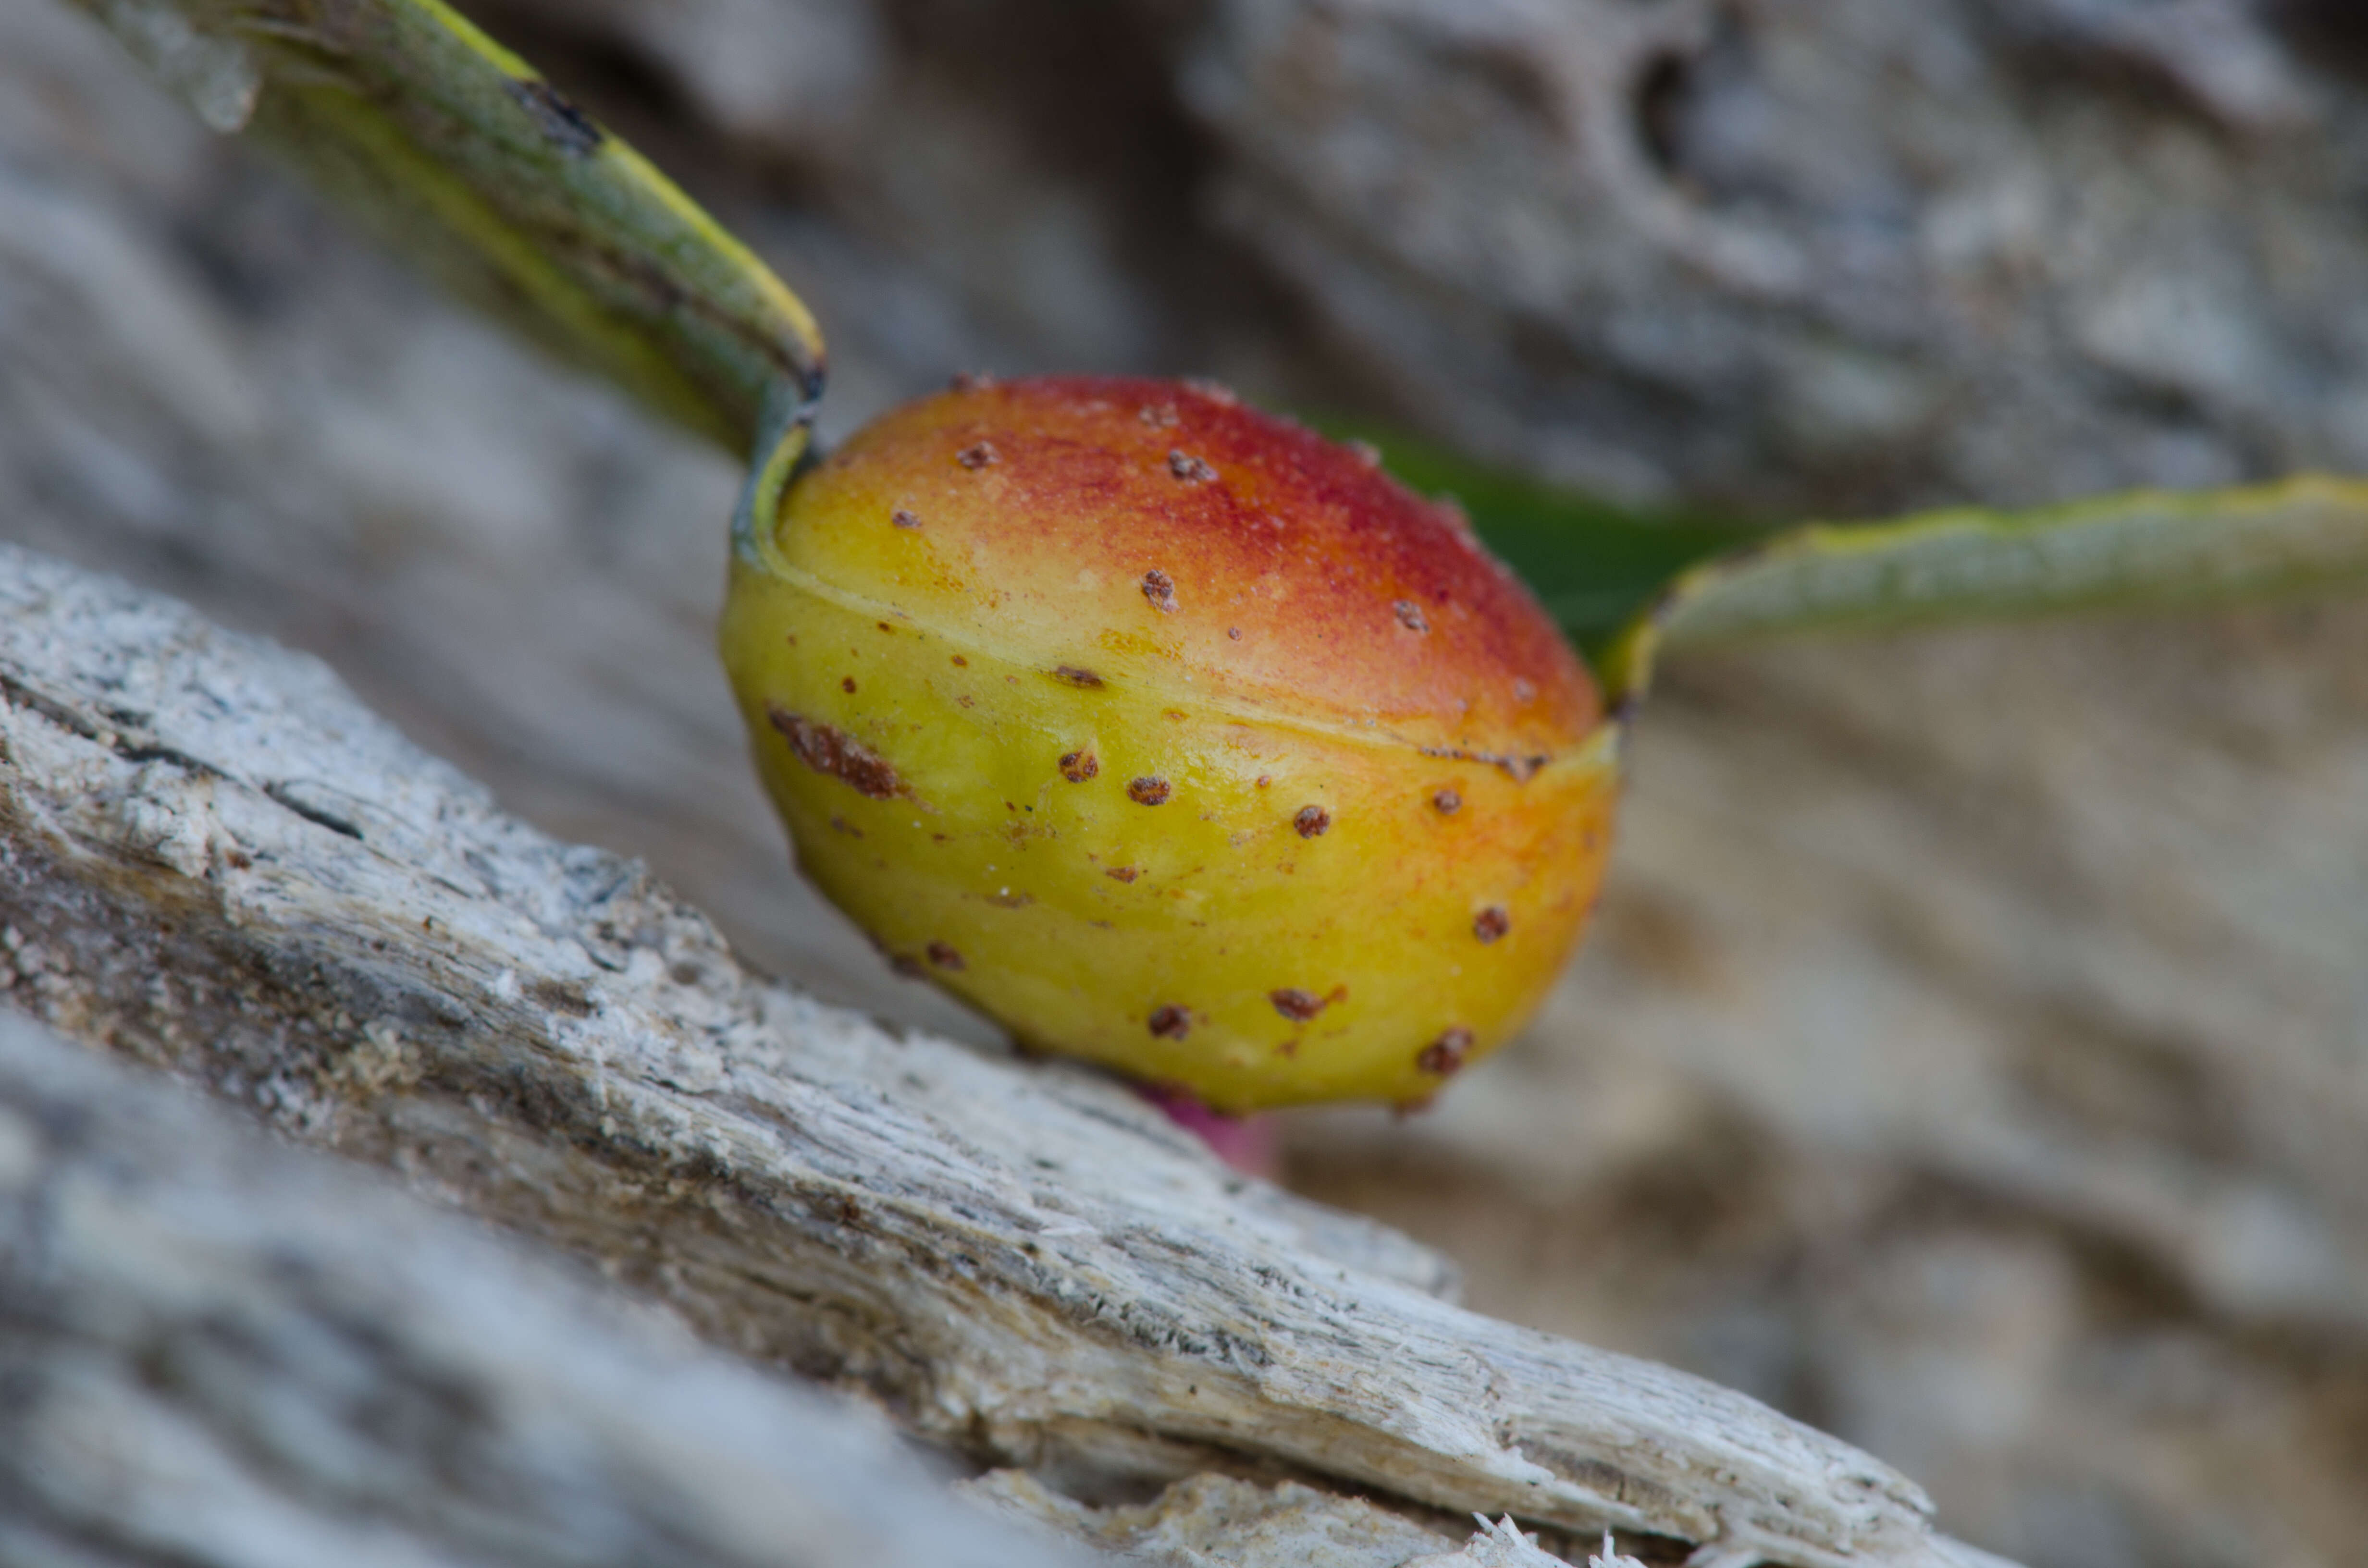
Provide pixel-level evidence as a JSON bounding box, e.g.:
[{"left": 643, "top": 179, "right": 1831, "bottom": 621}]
[
  {"left": 1598, "top": 475, "right": 2368, "bottom": 703},
  {"left": 75, "top": 0, "right": 824, "bottom": 456}
]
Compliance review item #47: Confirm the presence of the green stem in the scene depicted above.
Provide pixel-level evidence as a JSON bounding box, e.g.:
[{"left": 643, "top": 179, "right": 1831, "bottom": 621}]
[{"left": 76, "top": 0, "right": 825, "bottom": 460}]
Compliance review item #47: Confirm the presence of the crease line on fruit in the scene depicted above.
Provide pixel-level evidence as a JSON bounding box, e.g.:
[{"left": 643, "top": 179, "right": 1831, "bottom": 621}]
[{"left": 732, "top": 551, "right": 1625, "bottom": 779}]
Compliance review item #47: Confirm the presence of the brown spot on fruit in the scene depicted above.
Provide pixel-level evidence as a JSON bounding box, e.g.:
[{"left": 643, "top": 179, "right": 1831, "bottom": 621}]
[
  {"left": 1105, "top": 866, "right": 1140, "bottom": 883},
  {"left": 1473, "top": 907, "right": 1510, "bottom": 944},
  {"left": 1394, "top": 600, "right": 1429, "bottom": 633},
  {"left": 1052, "top": 665, "right": 1105, "bottom": 688},
  {"left": 892, "top": 508, "right": 922, "bottom": 528},
  {"left": 951, "top": 654, "right": 967, "bottom": 666},
  {"left": 1417, "top": 1028, "right": 1473, "bottom": 1076},
  {"left": 1432, "top": 788, "right": 1462, "bottom": 814},
  {"left": 1128, "top": 776, "right": 1172, "bottom": 806},
  {"left": 957, "top": 442, "right": 998, "bottom": 470},
  {"left": 841, "top": 676, "right": 857, "bottom": 693},
  {"left": 1167, "top": 450, "right": 1217, "bottom": 483},
  {"left": 927, "top": 941, "right": 966, "bottom": 970},
  {"left": 1141, "top": 569, "right": 1179, "bottom": 613},
  {"left": 1270, "top": 986, "right": 1342, "bottom": 1021},
  {"left": 767, "top": 704, "right": 909, "bottom": 800},
  {"left": 1148, "top": 1004, "right": 1191, "bottom": 1039},
  {"left": 1060, "top": 750, "right": 1099, "bottom": 783},
  {"left": 1227, "top": 626, "right": 1242, "bottom": 640},
  {"left": 1293, "top": 805, "right": 1332, "bottom": 838},
  {"left": 828, "top": 814, "right": 862, "bottom": 838}
]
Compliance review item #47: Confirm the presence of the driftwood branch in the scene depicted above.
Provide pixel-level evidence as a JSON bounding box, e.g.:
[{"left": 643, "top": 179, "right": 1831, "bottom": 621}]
[
  {"left": 0, "top": 1006, "right": 1659, "bottom": 1568},
  {"left": 0, "top": 543, "right": 2009, "bottom": 1568}
]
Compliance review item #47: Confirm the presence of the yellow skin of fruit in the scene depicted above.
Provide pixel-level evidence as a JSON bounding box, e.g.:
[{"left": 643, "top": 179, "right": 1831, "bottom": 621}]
[{"left": 720, "top": 378, "right": 1618, "bottom": 1112}]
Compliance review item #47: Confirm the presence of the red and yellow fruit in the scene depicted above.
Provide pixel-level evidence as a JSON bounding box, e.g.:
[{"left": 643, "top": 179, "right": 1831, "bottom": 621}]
[{"left": 720, "top": 376, "right": 1616, "bottom": 1110}]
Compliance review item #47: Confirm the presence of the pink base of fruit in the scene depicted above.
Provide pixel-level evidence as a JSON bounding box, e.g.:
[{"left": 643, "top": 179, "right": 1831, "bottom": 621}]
[{"left": 1135, "top": 1083, "right": 1280, "bottom": 1179}]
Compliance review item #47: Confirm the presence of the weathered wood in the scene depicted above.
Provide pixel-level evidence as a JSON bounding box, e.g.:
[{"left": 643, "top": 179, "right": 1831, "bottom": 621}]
[
  {"left": 0, "top": 1006, "right": 1096, "bottom": 1568},
  {"left": 0, "top": 1003, "right": 1664, "bottom": 1568},
  {"left": 0, "top": 544, "right": 2010, "bottom": 1568},
  {"left": 968, "top": 1470, "right": 1589, "bottom": 1568}
]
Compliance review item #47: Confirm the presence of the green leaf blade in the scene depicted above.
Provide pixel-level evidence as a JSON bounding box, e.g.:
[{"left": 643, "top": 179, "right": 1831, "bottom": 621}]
[{"left": 1603, "top": 474, "right": 2368, "bottom": 702}]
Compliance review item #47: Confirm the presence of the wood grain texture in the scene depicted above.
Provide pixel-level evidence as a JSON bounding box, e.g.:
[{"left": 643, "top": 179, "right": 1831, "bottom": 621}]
[
  {"left": 0, "top": 1007, "right": 1090, "bottom": 1568},
  {"left": 0, "top": 544, "right": 2007, "bottom": 1568}
]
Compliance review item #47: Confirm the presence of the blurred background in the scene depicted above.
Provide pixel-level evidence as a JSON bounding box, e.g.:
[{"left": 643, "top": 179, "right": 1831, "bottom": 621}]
[{"left": 8, "top": 2, "right": 2368, "bottom": 1564}]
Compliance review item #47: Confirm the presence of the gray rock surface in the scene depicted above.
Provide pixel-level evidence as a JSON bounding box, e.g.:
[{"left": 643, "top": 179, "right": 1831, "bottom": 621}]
[{"left": 1184, "top": 0, "right": 2368, "bottom": 514}]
